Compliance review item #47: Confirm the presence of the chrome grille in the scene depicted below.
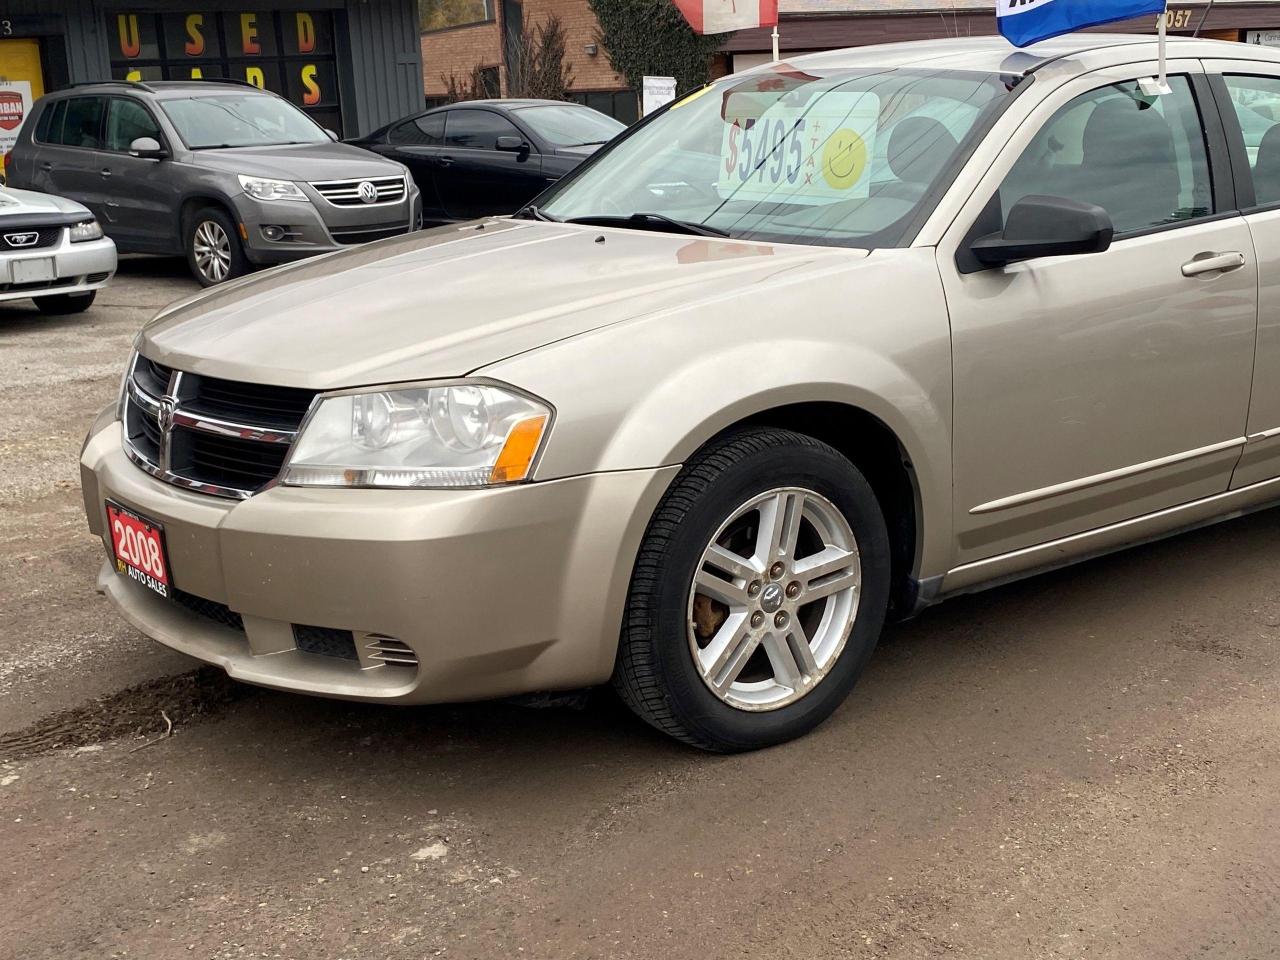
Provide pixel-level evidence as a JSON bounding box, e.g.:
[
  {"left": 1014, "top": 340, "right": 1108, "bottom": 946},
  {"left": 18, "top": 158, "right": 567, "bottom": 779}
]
[
  {"left": 309, "top": 175, "right": 407, "bottom": 207},
  {"left": 121, "top": 354, "right": 317, "bottom": 500}
]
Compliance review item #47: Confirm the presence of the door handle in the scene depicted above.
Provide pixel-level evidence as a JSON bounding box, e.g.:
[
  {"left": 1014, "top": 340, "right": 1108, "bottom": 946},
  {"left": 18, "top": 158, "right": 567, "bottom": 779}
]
[
  {"left": 1182, "top": 251, "right": 1245, "bottom": 277},
  {"left": 100, "top": 168, "right": 112, "bottom": 178},
  {"left": 435, "top": 155, "right": 454, "bottom": 167},
  {"left": 39, "top": 162, "right": 53, "bottom": 171}
]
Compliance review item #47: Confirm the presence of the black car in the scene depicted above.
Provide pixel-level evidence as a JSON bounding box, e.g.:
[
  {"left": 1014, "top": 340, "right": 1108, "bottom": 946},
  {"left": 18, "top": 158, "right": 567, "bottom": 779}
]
[{"left": 350, "top": 99, "right": 625, "bottom": 223}]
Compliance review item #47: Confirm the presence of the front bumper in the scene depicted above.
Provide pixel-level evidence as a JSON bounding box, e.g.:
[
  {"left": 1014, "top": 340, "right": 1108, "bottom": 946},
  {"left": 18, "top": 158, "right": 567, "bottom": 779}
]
[
  {"left": 81, "top": 409, "right": 675, "bottom": 704},
  {"left": 231, "top": 184, "right": 422, "bottom": 266},
  {"left": 0, "top": 234, "right": 117, "bottom": 303}
]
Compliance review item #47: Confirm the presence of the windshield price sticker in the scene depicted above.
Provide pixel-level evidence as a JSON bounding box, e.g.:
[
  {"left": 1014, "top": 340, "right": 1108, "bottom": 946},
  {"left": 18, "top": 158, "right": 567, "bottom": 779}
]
[{"left": 717, "top": 92, "right": 879, "bottom": 205}]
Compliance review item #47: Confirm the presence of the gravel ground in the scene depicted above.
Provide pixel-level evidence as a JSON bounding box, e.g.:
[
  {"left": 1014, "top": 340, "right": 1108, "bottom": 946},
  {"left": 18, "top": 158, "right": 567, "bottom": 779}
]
[{"left": 1, "top": 262, "right": 1278, "bottom": 960}]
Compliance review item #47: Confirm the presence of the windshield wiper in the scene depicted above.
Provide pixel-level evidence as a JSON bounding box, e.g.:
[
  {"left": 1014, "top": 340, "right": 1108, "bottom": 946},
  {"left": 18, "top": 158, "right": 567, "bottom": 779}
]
[
  {"left": 513, "top": 205, "right": 562, "bottom": 222},
  {"left": 563, "top": 212, "right": 729, "bottom": 238},
  {"left": 567, "top": 139, "right": 608, "bottom": 147}
]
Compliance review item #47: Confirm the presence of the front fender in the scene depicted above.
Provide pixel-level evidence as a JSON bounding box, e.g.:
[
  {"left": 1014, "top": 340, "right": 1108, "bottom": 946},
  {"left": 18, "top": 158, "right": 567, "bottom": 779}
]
[{"left": 485, "top": 247, "right": 956, "bottom": 579}]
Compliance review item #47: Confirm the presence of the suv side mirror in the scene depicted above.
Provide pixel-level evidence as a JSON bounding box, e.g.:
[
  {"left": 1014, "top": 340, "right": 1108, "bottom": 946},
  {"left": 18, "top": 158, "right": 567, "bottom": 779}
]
[
  {"left": 970, "top": 195, "right": 1113, "bottom": 268},
  {"left": 129, "top": 137, "right": 167, "bottom": 160},
  {"left": 496, "top": 135, "right": 529, "bottom": 155}
]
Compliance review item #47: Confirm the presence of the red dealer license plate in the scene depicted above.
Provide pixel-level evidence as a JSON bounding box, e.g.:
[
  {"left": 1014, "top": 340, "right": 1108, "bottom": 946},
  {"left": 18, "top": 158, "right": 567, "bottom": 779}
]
[{"left": 106, "top": 501, "right": 171, "bottom": 599}]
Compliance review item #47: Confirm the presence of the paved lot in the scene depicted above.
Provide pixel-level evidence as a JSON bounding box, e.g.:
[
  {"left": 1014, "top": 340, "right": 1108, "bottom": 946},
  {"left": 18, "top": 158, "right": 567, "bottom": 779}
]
[{"left": 1, "top": 262, "right": 1278, "bottom": 960}]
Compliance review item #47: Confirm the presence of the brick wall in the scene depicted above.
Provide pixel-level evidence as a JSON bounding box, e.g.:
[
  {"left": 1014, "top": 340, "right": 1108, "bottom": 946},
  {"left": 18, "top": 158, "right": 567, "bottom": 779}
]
[
  {"left": 420, "top": 0, "right": 628, "bottom": 98},
  {"left": 421, "top": 21, "right": 503, "bottom": 98}
]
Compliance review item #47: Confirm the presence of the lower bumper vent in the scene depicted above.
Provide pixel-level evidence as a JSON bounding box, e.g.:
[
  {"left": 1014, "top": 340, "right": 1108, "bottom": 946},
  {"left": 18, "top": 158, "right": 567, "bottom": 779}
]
[
  {"left": 173, "top": 588, "right": 245, "bottom": 633},
  {"left": 293, "top": 624, "right": 358, "bottom": 661},
  {"left": 363, "top": 633, "right": 419, "bottom": 668}
]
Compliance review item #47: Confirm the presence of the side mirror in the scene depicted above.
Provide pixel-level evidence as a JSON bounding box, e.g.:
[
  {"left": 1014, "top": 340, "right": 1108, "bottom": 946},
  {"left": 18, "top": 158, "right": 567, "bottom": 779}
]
[
  {"left": 496, "top": 135, "right": 529, "bottom": 154},
  {"left": 324, "top": 128, "right": 339, "bottom": 141},
  {"left": 129, "top": 137, "right": 167, "bottom": 160},
  {"left": 970, "top": 195, "right": 1113, "bottom": 269}
]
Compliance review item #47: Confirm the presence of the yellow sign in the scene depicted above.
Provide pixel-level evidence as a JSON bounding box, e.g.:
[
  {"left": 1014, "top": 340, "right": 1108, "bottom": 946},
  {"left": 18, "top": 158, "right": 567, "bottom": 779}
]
[{"left": 0, "top": 38, "right": 44, "bottom": 98}]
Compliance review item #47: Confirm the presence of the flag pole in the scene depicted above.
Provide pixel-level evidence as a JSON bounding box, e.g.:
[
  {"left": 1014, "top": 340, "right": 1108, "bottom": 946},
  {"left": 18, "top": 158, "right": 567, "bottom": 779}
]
[
  {"left": 772, "top": 23, "right": 780, "bottom": 62},
  {"left": 1139, "top": 5, "right": 1172, "bottom": 95}
]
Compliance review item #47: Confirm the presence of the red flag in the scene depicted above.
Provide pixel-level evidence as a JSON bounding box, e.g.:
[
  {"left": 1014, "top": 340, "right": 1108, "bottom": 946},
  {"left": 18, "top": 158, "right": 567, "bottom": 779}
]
[{"left": 673, "top": 0, "right": 779, "bottom": 34}]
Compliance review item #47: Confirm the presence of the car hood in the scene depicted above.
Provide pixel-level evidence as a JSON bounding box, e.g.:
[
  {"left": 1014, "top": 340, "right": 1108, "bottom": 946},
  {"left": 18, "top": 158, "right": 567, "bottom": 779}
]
[
  {"left": 0, "top": 186, "right": 90, "bottom": 219},
  {"left": 191, "top": 142, "right": 405, "bottom": 181},
  {"left": 141, "top": 220, "right": 863, "bottom": 389}
]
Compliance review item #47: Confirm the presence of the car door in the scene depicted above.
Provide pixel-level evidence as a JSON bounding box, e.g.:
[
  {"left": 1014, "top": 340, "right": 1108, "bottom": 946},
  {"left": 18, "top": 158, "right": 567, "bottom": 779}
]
[
  {"left": 935, "top": 61, "right": 1257, "bottom": 567},
  {"left": 100, "top": 96, "right": 179, "bottom": 252},
  {"left": 438, "top": 108, "right": 545, "bottom": 219},
  {"left": 38, "top": 96, "right": 108, "bottom": 220},
  {"left": 375, "top": 113, "right": 446, "bottom": 221},
  {"left": 1205, "top": 62, "right": 1280, "bottom": 489}
]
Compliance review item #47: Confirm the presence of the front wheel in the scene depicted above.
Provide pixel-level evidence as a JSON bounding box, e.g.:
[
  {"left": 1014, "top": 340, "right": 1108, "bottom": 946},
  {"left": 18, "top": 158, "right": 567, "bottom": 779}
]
[
  {"left": 34, "top": 290, "right": 97, "bottom": 315},
  {"left": 185, "top": 207, "right": 248, "bottom": 287},
  {"left": 613, "top": 428, "right": 891, "bottom": 752}
]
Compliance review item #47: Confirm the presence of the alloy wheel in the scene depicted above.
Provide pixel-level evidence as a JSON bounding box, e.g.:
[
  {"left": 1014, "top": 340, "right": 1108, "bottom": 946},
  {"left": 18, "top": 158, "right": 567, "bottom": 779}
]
[
  {"left": 193, "top": 220, "right": 232, "bottom": 284},
  {"left": 687, "top": 487, "right": 862, "bottom": 711}
]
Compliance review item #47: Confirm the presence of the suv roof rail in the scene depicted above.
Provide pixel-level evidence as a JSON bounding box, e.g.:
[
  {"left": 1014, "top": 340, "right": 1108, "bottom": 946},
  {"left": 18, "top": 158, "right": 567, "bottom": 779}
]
[
  {"left": 66, "top": 79, "right": 156, "bottom": 92},
  {"left": 185, "top": 77, "right": 261, "bottom": 89}
]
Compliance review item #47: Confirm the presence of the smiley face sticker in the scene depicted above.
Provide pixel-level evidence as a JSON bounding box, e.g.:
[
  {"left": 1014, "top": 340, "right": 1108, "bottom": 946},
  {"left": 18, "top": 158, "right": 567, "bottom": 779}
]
[{"left": 821, "top": 127, "right": 868, "bottom": 191}]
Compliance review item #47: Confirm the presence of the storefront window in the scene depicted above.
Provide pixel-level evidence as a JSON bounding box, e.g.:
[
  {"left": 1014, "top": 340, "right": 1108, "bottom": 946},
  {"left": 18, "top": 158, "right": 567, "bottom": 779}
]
[
  {"left": 109, "top": 11, "right": 342, "bottom": 134},
  {"left": 419, "top": 0, "right": 495, "bottom": 32}
]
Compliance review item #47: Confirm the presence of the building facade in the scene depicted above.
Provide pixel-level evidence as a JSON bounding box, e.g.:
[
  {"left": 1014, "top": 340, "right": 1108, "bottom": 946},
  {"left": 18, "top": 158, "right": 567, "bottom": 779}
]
[
  {"left": 0, "top": 0, "right": 424, "bottom": 138},
  {"left": 724, "top": 1, "right": 1280, "bottom": 71},
  {"left": 419, "top": 0, "right": 638, "bottom": 122}
]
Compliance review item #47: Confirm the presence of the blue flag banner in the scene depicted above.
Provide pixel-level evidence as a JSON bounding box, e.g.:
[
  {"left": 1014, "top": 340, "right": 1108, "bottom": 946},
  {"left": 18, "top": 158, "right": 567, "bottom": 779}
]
[{"left": 997, "top": 0, "right": 1167, "bottom": 47}]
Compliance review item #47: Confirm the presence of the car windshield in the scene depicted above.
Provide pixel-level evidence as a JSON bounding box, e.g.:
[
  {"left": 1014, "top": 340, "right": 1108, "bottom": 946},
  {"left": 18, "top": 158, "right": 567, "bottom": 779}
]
[
  {"left": 539, "top": 66, "right": 1019, "bottom": 248},
  {"left": 161, "top": 94, "right": 329, "bottom": 149},
  {"left": 512, "top": 104, "right": 625, "bottom": 147}
]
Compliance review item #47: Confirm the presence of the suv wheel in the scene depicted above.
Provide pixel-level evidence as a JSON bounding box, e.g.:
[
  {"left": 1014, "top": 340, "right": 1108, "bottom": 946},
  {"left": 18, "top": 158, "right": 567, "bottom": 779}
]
[
  {"left": 186, "top": 207, "right": 248, "bottom": 287},
  {"left": 34, "top": 291, "right": 97, "bottom": 315},
  {"left": 613, "top": 428, "right": 891, "bottom": 752}
]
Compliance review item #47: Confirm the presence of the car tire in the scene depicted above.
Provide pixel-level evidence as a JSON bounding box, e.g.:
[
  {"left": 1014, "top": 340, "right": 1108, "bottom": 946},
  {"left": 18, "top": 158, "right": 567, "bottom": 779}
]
[
  {"left": 185, "top": 206, "right": 249, "bottom": 287},
  {"left": 34, "top": 291, "right": 97, "bottom": 315},
  {"left": 613, "top": 427, "right": 891, "bottom": 752}
]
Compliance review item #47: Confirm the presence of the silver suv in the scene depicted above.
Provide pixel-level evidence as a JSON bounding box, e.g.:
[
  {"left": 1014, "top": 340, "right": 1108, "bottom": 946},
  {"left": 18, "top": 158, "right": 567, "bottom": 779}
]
[{"left": 6, "top": 80, "right": 421, "bottom": 286}]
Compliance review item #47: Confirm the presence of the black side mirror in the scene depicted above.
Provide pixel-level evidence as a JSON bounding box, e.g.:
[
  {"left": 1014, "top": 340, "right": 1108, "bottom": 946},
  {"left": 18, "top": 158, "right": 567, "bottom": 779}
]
[
  {"left": 969, "top": 195, "right": 1113, "bottom": 269},
  {"left": 129, "top": 136, "right": 168, "bottom": 160},
  {"left": 496, "top": 135, "right": 529, "bottom": 155}
]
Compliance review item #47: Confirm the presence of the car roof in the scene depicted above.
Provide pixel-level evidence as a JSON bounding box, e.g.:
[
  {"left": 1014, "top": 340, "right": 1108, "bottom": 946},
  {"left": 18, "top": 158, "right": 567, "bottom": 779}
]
[
  {"left": 745, "top": 32, "right": 1280, "bottom": 77},
  {"left": 430, "top": 99, "right": 590, "bottom": 112},
  {"left": 47, "top": 79, "right": 276, "bottom": 100}
]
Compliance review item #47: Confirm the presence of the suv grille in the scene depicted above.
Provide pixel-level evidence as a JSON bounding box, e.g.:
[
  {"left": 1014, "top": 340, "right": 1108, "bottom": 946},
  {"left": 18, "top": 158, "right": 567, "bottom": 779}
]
[
  {"left": 310, "top": 175, "right": 407, "bottom": 206},
  {"left": 122, "top": 355, "right": 317, "bottom": 499},
  {"left": 1, "top": 226, "right": 62, "bottom": 250}
]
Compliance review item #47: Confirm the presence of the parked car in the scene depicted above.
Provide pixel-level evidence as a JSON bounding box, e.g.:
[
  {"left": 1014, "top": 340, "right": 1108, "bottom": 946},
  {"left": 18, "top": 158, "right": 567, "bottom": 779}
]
[
  {"left": 0, "top": 184, "right": 115, "bottom": 314},
  {"left": 350, "top": 99, "right": 624, "bottom": 222},
  {"left": 5, "top": 80, "right": 421, "bottom": 287},
  {"left": 80, "top": 34, "right": 1280, "bottom": 751}
]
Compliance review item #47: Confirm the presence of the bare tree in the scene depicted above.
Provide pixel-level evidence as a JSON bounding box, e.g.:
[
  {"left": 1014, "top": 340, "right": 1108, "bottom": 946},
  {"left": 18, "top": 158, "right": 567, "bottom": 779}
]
[{"left": 507, "top": 14, "right": 574, "bottom": 101}]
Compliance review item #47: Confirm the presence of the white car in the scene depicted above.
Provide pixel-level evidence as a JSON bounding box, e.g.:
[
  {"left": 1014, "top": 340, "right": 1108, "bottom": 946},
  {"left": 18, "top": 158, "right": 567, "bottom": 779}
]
[{"left": 0, "top": 186, "right": 116, "bottom": 315}]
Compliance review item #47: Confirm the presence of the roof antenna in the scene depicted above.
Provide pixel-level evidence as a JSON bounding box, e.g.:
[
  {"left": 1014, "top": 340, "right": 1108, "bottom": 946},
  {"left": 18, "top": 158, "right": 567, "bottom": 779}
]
[{"left": 1193, "top": 0, "right": 1215, "bottom": 37}]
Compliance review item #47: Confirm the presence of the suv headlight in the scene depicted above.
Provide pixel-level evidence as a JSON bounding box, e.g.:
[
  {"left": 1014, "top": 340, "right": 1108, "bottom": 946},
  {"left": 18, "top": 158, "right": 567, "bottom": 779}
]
[
  {"left": 238, "top": 174, "right": 309, "bottom": 202},
  {"left": 282, "top": 382, "right": 552, "bottom": 489},
  {"left": 70, "top": 219, "right": 103, "bottom": 242}
]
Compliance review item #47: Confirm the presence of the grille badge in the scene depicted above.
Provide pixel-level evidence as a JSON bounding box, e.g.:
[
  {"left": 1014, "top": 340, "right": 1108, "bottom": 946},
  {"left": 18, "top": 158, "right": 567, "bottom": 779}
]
[
  {"left": 357, "top": 181, "right": 378, "bottom": 204},
  {"left": 4, "top": 232, "right": 38, "bottom": 247}
]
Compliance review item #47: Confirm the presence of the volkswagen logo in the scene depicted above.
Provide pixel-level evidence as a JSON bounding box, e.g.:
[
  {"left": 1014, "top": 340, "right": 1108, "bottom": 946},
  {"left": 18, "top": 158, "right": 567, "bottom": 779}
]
[
  {"left": 157, "top": 395, "right": 177, "bottom": 436},
  {"left": 357, "top": 181, "right": 379, "bottom": 204},
  {"left": 4, "top": 232, "right": 38, "bottom": 248}
]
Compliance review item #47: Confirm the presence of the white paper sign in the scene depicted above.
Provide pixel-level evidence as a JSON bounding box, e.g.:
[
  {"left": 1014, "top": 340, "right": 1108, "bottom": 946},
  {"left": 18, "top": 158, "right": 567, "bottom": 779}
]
[
  {"left": 717, "top": 91, "right": 880, "bottom": 204},
  {"left": 642, "top": 76, "right": 677, "bottom": 116},
  {"left": 0, "top": 81, "right": 33, "bottom": 157}
]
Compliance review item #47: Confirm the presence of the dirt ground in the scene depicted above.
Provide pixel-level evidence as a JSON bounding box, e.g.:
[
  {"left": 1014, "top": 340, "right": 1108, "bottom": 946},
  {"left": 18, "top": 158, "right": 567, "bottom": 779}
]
[{"left": 1, "top": 261, "right": 1278, "bottom": 960}]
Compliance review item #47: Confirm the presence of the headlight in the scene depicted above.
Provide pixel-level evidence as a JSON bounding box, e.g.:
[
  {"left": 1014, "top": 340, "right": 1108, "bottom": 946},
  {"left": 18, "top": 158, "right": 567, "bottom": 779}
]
[
  {"left": 70, "top": 219, "right": 103, "bottom": 242},
  {"left": 282, "top": 382, "right": 552, "bottom": 489},
  {"left": 237, "top": 174, "right": 309, "bottom": 202}
]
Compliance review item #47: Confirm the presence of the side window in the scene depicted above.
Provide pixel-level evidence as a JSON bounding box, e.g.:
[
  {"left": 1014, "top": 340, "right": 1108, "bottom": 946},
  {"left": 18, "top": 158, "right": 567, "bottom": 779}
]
[
  {"left": 443, "top": 110, "right": 521, "bottom": 150},
  {"left": 1223, "top": 74, "right": 1280, "bottom": 206},
  {"left": 999, "top": 77, "right": 1213, "bottom": 236},
  {"left": 389, "top": 112, "right": 445, "bottom": 146},
  {"left": 36, "top": 99, "right": 67, "bottom": 145},
  {"left": 105, "top": 98, "right": 163, "bottom": 153},
  {"left": 56, "top": 97, "right": 107, "bottom": 150}
]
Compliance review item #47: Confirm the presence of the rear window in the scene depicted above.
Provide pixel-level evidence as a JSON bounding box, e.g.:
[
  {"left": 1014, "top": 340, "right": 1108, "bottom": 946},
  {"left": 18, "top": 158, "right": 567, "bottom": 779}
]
[
  {"left": 34, "top": 99, "right": 66, "bottom": 144},
  {"left": 40, "top": 97, "right": 106, "bottom": 149}
]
